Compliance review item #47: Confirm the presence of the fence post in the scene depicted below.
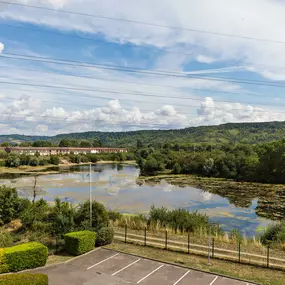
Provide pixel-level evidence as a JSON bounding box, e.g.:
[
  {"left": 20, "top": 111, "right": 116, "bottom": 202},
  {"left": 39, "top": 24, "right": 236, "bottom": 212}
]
[
  {"left": 144, "top": 227, "right": 147, "bottom": 246},
  {"left": 125, "top": 225, "right": 127, "bottom": 243},
  {"left": 212, "top": 238, "right": 215, "bottom": 258},
  {"left": 238, "top": 241, "right": 241, "bottom": 263},
  {"left": 165, "top": 230, "right": 168, "bottom": 250},
  {"left": 55, "top": 235, "right": 58, "bottom": 254},
  {"left": 208, "top": 236, "right": 211, "bottom": 264},
  {"left": 267, "top": 246, "right": 270, "bottom": 268},
  {"left": 188, "top": 233, "right": 190, "bottom": 254}
]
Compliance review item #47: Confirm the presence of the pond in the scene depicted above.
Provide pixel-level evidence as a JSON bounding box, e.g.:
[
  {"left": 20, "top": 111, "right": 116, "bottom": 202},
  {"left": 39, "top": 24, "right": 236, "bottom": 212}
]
[{"left": 0, "top": 163, "right": 282, "bottom": 236}]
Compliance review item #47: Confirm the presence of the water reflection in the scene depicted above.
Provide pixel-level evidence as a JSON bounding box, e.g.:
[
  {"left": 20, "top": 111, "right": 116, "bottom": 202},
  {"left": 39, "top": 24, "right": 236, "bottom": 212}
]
[{"left": 1, "top": 163, "right": 284, "bottom": 235}]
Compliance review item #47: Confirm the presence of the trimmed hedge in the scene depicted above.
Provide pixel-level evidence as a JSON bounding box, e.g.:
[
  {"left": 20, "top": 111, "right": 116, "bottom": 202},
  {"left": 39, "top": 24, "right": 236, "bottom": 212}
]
[
  {"left": 0, "top": 242, "right": 48, "bottom": 273},
  {"left": 64, "top": 230, "right": 96, "bottom": 256},
  {"left": 96, "top": 227, "right": 114, "bottom": 246},
  {"left": 0, "top": 273, "right": 48, "bottom": 285}
]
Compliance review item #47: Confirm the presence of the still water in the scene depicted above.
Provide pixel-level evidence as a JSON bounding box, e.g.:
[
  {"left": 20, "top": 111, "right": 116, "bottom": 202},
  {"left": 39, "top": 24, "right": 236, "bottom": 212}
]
[{"left": 0, "top": 164, "right": 273, "bottom": 236}]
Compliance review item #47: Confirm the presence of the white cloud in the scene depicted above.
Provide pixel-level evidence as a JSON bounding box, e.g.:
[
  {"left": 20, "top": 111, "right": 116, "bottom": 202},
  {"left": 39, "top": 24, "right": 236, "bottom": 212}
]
[
  {"left": 0, "top": 42, "right": 4, "bottom": 54},
  {"left": 193, "top": 97, "right": 285, "bottom": 125},
  {"left": 1, "top": 95, "right": 284, "bottom": 135},
  {"left": 3, "top": 0, "right": 285, "bottom": 79},
  {"left": 196, "top": 55, "right": 216, "bottom": 64}
]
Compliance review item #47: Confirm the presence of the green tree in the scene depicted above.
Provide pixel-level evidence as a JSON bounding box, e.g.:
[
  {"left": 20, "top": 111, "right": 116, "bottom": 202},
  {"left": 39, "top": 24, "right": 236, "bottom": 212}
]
[
  {"left": 20, "top": 199, "right": 50, "bottom": 231},
  {"left": 137, "top": 140, "right": 143, "bottom": 148},
  {"left": 49, "top": 156, "right": 60, "bottom": 165},
  {"left": 32, "top": 140, "right": 52, "bottom": 147},
  {"left": 172, "top": 162, "right": 181, "bottom": 174},
  {"left": 1, "top": 142, "right": 10, "bottom": 147},
  {"left": 80, "top": 141, "right": 92, "bottom": 148},
  {"left": 75, "top": 200, "right": 108, "bottom": 231},
  {"left": 0, "top": 186, "right": 20, "bottom": 225},
  {"left": 5, "top": 153, "right": 21, "bottom": 167},
  {"left": 59, "top": 139, "right": 71, "bottom": 147},
  {"left": 0, "top": 150, "right": 8, "bottom": 159},
  {"left": 93, "top": 139, "right": 102, "bottom": 147},
  {"left": 49, "top": 198, "right": 75, "bottom": 238}
]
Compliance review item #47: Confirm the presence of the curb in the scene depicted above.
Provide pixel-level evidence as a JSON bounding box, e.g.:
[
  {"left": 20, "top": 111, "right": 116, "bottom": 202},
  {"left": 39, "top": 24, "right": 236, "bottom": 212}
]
[{"left": 103, "top": 246, "right": 261, "bottom": 285}]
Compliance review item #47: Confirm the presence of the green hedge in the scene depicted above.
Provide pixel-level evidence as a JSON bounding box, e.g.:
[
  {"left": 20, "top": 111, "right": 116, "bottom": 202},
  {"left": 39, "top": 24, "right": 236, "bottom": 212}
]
[
  {"left": 64, "top": 230, "right": 96, "bottom": 256},
  {"left": 0, "top": 242, "right": 48, "bottom": 273},
  {"left": 96, "top": 227, "right": 114, "bottom": 246},
  {"left": 0, "top": 273, "right": 48, "bottom": 285}
]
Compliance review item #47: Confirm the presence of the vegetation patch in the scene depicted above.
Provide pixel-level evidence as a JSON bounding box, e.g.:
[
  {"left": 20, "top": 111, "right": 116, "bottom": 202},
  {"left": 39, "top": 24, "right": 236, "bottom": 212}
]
[
  {"left": 0, "top": 242, "right": 48, "bottom": 273},
  {"left": 0, "top": 273, "right": 48, "bottom": 285},
  {"left": 96, "top": 227, "right": 114, "bottom": 246},
  {"left": 64, "top": 230, "right": 96, "bottom": 256}
]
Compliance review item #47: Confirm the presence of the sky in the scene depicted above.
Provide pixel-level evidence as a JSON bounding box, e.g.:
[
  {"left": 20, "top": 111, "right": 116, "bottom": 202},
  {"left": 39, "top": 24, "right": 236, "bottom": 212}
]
[{"left": 2, "top": 0, "right": 285, "bottom": 135}]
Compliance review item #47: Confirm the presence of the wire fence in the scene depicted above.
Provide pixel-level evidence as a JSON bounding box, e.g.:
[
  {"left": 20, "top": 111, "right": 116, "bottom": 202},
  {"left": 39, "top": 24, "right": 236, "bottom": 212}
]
[{"left": 114, "top": 227, "right": 285, "bottom": 271}]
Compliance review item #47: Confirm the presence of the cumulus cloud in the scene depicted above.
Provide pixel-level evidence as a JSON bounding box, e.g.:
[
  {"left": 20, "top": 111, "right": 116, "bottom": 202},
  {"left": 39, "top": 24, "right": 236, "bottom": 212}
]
[
  {"left": 193, "top": 97, "right": 285, "bottom": 125},
  {"left": 1, "top": 95, "right": 284, "bottom": 135}
]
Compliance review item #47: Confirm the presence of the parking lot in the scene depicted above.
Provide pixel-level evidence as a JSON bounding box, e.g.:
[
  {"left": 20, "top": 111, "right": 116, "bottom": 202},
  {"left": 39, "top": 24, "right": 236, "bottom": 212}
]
[{"left": 34, "top": 248, "right": 255, "bottom": 285}]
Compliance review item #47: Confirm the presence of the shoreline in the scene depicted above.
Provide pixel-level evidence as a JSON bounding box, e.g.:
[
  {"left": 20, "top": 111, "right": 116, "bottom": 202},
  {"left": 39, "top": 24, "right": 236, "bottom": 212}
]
[{"left": 0, "top": 160, "right": 137, "bottom": 176}]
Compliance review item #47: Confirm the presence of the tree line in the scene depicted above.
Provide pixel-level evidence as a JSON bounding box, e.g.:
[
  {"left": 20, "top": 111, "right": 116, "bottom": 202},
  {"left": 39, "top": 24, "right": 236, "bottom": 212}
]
[
  {"left": 0, "top": 150, "right": 134, "bottom": 168},
  {"left": 1, "top": 138, "right": 102, "bottom": 148},
  {"left": 135, "top": 139, "right": 285, "bottom": 184}
]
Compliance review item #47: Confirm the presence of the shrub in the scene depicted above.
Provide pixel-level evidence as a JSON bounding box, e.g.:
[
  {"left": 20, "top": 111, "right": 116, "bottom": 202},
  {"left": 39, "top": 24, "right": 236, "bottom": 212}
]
[
  {"left": 75, "top": 200, "right": 109, "bottom": 231},
  {"left": 0, "top": 242, "right": 48, "bottom": 273},
  {"left": 96, "top": 227, "right": 114, "bottom": 246},
  {"left": 0, "top": 230, "right": 13, "bottom": 248},
  {"left": 64, "top": 230, "right": 96, "bottom": 256},
  {"left": 261, "top": 222, "right": 285, "bottom": 246},
  {"left": 0, "top": 273, "right": 48, "bottom": 285}
]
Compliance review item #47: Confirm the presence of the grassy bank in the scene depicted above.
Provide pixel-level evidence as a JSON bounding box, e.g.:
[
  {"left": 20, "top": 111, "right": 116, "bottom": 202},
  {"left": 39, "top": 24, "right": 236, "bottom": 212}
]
[{"left": 106, "top": 241, "right": 285, "bottom": 285}]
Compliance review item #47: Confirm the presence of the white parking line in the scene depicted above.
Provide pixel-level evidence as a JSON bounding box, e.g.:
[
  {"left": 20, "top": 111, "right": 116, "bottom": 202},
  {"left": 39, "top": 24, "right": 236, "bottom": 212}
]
[
  {"left": 87, "top": 253, "right": 119, "bottom": 270},
  {"left": 112, "top": 258, "right": 141, "bottom": 276},
  {"left": 137, "top": 264, "right": 164, "bottom": 284},
  {"left": 209, "top": 276, "right": 218, "bottom": 285},
  {"left": 173, "top": 270, "right": 190, "bottom": 285}
]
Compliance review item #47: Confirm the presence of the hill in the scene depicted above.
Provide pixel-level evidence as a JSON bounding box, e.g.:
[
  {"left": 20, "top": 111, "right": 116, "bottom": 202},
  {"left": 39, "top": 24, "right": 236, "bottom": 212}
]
[{"left": 1, "top": 121, "right": 285, "bottom": 147}]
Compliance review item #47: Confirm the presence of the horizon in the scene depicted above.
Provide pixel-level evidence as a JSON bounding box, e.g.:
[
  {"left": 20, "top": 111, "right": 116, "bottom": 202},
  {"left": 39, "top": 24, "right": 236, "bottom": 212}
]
[{"left": 1, "top": 119, "right": 284, "bottom": 138}]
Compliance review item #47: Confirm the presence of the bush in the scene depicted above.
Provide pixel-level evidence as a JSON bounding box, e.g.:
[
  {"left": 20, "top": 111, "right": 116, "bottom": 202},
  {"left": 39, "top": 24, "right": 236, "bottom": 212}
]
[
  {"left": 0, "top": 242, "right": 48, "bottom": 273},
  {"left": 96, "top": 227, "right": 114, "bottom": 246},
  {"left": 261, "top": 222, "right": 285, "bottom": 246},
  {"left": 64, "top": 230, "right": 96, "bottom": 256},
  {"left": 0, "top": 230, "right": 13, "bottom": 248},
  {"left": 0, "top": 273, "right": 48, "bottom": 285},
  {"left": 75, "top": 200, "right": 109, "bottom": 231}
]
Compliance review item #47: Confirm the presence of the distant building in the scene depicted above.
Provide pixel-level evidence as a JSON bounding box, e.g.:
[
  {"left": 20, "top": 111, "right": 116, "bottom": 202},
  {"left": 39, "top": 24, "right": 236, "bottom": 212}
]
[{"left": 0, "top": 147, "right": 128, "bottom": 156}]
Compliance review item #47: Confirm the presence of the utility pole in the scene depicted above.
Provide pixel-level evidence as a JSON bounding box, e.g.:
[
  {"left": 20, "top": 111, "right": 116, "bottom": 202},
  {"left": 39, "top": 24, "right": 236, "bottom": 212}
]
[{"left": 89, "top": 164, "right": 92, "bottom": 228}]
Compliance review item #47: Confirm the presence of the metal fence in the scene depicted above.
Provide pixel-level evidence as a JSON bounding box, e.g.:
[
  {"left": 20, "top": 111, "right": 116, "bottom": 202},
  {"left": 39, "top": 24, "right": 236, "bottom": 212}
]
[{"left": 114, "top": 227, "right": 285, "bottom": 270}]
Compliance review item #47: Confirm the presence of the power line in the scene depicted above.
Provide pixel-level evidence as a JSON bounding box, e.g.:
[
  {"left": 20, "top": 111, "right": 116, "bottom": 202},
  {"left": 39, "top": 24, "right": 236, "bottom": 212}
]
[
  {"left": 2, "top": 79, "right": 285, "bottom": 109},
  {"left": 0, "top": 23, "right": 194, "bottom": 58},
  {"left": 2, "top": 25, "right": 285, "bottom": 72},
  {"left": 0, "top": 63, "right": 272, "bottom": 99},
  {"left": 2, "top": 1, "right": 285, "bottom": 45},
  {"left": 3, "top": 52, "right": 285, "bottom": 89},
  {"left": 3, "top": 86, "right": 285, "bottom": 116}
]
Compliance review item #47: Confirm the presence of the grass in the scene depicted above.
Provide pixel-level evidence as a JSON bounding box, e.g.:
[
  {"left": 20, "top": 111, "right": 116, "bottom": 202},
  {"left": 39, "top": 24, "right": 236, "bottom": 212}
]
[
  {"left": 106, "top": 241, "right": 285, "bottom": 285},
  {"left": 46, "top": 253, "right": 74, "bottom": 265}
]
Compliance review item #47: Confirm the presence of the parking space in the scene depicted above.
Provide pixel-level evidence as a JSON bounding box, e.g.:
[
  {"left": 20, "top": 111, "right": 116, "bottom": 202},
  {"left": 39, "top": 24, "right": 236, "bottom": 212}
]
[{"left": 33, "top": 248, "right": 255, "bottom": 285}]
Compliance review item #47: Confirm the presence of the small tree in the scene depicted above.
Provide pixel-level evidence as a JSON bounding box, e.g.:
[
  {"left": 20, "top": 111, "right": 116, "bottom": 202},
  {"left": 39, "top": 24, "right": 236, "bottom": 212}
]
[
  {"left": 0, "top": 186, "right": 20, "bottom": 225},
  {"left": 172, "top": 162, "right": 181, "bottom": 174},
  {"left": 50, "top": 156, "right": 60, "bottom": 165},
  {"left": 75, "top": 200, "right": 108, "bottom": 231},
  {"left": 50, "top": 198, "right": 75, "bottom": 238}
]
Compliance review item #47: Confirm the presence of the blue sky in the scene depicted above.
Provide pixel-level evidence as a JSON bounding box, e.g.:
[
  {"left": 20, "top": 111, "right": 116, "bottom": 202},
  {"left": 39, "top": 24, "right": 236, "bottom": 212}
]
[{"left": 1, "top": 0, "right": 285, "bottom": 135}]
